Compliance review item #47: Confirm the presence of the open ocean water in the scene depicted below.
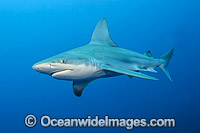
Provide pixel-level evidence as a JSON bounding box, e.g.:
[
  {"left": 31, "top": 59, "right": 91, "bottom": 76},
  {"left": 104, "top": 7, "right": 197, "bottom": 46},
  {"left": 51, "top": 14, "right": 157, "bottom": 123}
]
[{"left": 0, "top": 0, "right": 200, "bottom": 132}]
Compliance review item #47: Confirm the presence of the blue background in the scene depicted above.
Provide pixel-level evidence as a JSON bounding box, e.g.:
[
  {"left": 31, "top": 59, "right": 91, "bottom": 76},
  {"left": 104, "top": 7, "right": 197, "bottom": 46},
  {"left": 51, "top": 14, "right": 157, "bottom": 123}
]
[{"left": 0, "top": 0, "right": 199, "bottom": 132}]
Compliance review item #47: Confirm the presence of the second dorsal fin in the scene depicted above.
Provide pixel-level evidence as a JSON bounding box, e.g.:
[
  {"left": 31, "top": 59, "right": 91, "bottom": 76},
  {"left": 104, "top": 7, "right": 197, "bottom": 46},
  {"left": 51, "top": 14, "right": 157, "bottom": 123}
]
[{"left": 144, "top": 50, "right": 155, "bottom": 58}]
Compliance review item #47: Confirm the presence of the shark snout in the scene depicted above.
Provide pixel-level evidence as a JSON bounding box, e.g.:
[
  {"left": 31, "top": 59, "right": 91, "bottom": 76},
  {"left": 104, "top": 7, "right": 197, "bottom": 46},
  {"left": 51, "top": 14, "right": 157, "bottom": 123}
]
[
  {"left": 32, "top": 64, "right": 45, "bottom": 71},
  {"left": 32, "top": 63, "right": 52, "bottom": 75},
  {"left": 32, "top": 64, "right": 40, "bottom": 71}
]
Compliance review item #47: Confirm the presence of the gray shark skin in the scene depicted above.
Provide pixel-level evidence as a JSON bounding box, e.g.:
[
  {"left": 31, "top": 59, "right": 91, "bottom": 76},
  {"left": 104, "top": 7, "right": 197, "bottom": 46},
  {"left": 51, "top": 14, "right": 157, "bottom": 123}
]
[{"left": 33, "top": 18, "right": 174, "bottom": 97}]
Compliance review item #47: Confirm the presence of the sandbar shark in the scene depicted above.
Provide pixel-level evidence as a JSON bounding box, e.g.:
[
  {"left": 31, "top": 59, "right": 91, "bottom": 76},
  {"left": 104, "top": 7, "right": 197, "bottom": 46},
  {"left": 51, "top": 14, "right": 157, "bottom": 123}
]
[{"left": 33, "top": 18, "right": 174, "bottom": 97}]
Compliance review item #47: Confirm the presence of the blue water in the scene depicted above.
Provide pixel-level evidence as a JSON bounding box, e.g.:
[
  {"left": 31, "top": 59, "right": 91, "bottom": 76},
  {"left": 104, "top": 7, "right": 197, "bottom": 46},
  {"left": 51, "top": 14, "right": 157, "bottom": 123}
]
[{"left": 0, "top": 0, "right": 200, "bottom": 132}]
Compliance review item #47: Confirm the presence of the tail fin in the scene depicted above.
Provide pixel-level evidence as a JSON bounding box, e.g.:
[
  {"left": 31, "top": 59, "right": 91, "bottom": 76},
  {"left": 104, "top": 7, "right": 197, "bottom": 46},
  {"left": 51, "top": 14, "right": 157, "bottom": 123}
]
[{"left": 159, "top": 48, "right": 174, "bottom": 81}]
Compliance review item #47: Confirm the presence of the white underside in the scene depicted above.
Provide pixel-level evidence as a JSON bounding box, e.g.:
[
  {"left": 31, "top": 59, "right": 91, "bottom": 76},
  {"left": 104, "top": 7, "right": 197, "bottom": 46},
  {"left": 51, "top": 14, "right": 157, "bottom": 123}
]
[{"left": 51, "top": 64, "right": 100, "bottom": 81}]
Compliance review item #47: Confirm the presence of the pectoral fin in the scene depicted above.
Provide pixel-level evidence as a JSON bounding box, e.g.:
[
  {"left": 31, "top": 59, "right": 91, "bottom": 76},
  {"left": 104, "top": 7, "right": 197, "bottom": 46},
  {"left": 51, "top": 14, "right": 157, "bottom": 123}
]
[
  {"left": 100, "top": 65, "right": 158, "bottom": 80},
  {"left": 73, "top": 80, "right": 93, "bottom": 97}
]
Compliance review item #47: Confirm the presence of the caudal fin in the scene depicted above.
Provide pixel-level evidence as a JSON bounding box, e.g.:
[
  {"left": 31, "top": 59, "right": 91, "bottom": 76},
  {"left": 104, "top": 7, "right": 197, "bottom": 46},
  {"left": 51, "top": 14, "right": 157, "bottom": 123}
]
[{"left": 159, "top": 48, "right": 174, "bottom": 81}]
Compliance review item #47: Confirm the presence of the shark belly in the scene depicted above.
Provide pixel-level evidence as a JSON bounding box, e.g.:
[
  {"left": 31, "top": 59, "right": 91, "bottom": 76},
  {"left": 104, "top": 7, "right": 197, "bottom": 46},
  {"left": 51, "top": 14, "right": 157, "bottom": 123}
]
[{"left": 51, "top": 64, "right": 102, "bottom": 81}]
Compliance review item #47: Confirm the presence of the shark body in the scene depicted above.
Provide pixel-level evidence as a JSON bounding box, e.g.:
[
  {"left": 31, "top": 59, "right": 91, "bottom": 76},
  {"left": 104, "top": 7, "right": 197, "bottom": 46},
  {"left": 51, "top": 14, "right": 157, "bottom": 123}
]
[{"left": 33, "top": 18, "right": 174, "bottom": 97}]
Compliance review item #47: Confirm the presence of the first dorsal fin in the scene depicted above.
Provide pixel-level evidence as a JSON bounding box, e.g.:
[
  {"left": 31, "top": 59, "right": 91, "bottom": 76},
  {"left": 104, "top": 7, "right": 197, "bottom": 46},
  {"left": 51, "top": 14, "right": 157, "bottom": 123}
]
[{"left": 89, "top": 18, "right": 118, "bottom": 47}]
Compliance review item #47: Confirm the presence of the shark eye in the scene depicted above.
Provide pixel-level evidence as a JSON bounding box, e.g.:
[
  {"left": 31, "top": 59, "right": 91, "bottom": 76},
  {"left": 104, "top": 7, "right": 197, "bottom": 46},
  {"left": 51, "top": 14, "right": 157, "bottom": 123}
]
[{"left": 60, "top": 60, "right": 64, "bottom": 63}]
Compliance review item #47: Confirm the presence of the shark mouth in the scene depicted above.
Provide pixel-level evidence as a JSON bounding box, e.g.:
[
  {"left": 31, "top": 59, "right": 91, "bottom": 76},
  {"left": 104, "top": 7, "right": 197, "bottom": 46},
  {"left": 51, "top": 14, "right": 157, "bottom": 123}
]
[{"left": 50, "top": 69, "right": 73, "bottom": 76}]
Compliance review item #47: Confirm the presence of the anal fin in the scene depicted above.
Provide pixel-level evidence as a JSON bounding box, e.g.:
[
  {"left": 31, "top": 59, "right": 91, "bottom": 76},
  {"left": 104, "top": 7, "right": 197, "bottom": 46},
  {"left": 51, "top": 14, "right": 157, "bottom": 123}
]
[{"left": 147, "top": 67, "right": 158, "bottom": 73}]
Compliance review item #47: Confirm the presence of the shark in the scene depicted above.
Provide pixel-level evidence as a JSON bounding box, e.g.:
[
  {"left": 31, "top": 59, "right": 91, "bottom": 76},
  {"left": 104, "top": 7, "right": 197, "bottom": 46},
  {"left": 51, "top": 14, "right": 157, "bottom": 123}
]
[{"left": 33, "top": 18, "right": 174, "bottom": 97}]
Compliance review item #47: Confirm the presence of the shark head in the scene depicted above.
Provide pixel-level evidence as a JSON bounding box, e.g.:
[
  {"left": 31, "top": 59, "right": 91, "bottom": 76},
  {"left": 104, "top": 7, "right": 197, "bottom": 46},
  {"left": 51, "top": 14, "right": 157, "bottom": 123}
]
[
  {"left": 32, "top": 52, "right": 99, "bottom": 81},
  {"left": 33, "top": 55, "right": 73, "bottom": 79}
]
